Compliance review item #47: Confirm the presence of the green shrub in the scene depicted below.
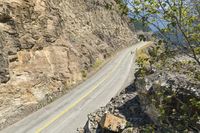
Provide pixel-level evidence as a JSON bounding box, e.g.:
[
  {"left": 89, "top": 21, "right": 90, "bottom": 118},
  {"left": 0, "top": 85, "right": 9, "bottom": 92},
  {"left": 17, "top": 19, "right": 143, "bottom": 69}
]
[
  {"left": 148, "top": 85, "right": 200, "bottom": 132},
  {"left": 92, "top": 59, "right": 103, "bottom": 69},
  {"left": 136, "top": 42, "right": 200, "bottom": 132},
  {"left": 81, "top": 70, "right": 87, "bottom": 78},
  {"left": 114, "top": 0, "right": 129, "bottom": 15}
]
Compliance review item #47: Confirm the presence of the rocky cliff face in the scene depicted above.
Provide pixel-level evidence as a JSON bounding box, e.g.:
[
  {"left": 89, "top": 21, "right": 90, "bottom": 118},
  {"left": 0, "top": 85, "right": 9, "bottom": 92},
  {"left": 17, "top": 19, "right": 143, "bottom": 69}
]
[{"left": 0, "top": 0, "right": 136, "bottom": 129}]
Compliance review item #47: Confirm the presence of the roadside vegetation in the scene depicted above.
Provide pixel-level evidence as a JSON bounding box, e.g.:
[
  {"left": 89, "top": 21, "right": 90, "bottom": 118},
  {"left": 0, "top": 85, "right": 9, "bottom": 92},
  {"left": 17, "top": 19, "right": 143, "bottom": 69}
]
[
  {"left": 92, "top": 58, "right": 103, "bottom": 69},
  {"left": 81, "top": 58, "right": 103, "bottom": 79},
  {"left": 135, "top": 41, "right": 200, "bottom": 132},
  {"left": 81, "top": 70, "right": 88, "bottom": 78},
  {"left": 115, "top": 0, "right": 129, "bottom": 15},
  {"left": 128, "top": 0, "right": 200, "bottom": 132},
  {"left": 130, "top": 0, "right": 200, "bottom": 65}
]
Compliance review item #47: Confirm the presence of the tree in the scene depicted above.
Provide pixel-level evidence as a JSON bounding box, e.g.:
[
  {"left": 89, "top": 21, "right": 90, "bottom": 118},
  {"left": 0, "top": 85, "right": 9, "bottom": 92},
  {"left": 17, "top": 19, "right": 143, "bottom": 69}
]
[{"left": 128, "top": 0, "right": 200, "bottom": 65}]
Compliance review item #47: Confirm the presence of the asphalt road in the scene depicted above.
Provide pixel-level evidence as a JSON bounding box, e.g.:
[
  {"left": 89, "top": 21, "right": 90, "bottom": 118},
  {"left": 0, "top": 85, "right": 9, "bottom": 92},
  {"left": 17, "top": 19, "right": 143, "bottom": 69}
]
[{"left": 1, "top": 42, "right": 148, "bottom": 133}]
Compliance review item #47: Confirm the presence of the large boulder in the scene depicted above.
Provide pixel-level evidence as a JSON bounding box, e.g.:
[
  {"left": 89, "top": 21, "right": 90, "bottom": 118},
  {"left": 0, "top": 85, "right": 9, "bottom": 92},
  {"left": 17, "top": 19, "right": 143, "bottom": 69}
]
[{"left": 100, "top": 113, "right": 127, "bottom": 132}]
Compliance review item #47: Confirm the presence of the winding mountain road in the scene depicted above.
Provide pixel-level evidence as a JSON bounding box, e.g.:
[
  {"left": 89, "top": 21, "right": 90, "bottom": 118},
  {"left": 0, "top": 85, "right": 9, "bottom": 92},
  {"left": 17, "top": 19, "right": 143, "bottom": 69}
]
[{"left": 1, "top": 42, "right": 148, "bottom": 133}]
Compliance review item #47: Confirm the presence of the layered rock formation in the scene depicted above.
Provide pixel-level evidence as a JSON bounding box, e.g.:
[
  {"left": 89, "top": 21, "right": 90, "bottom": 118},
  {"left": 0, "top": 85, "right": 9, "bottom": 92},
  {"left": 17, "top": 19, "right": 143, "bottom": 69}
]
[{"left": 0, "top": 0, "right": 136, "bottom": 129}]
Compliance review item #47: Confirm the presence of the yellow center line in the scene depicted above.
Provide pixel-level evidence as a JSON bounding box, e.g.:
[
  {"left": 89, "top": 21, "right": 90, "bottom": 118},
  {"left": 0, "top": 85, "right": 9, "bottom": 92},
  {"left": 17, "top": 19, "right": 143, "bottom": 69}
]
[{"left": 35, "top": 50, "right": 130, "bottom": 133}]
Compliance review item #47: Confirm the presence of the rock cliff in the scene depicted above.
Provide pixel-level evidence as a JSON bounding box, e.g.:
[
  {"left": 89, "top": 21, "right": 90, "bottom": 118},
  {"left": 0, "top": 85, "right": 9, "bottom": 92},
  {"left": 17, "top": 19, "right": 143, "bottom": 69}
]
[{"left": 0, "top": 0, "right": 136, "bottom": 129}]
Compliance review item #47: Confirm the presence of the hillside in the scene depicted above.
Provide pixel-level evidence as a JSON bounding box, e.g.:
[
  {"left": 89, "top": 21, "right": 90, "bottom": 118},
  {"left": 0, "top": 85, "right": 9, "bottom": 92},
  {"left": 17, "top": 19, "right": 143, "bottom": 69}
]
[{"left": 0, "top": 0, "right": 136, "bottom": 129}]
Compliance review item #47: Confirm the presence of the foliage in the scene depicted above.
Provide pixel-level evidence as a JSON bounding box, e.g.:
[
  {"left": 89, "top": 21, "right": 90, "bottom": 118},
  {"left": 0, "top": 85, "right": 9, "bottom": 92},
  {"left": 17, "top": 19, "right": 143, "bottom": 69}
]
[
  {"left": 139, "top": 124, "right": 156, "bottom": 133},
  {"left": 136, "top": 41, "right": 170, "bottom": 76},
  {"left": 194, "top": 46, "right": 200, "bottom": 55},
  {"left": 81, "top": 70, "right": 87, "bottom": 78},
  {"left": 92, "top": 58, "right": 103, "bottom": 69},
  {"left": 138, "top": 34, "right": 147, "bottom": 41},
  {"left": 148, "top": 83, "right": 200, "bottom": 132},
  {"left": 136, "top": 42, "right": 200, "bottom": 132},
  {"left": 129, "top": 0, "right": 200, "bottom": 65},
  {"left": 128, "top": 1, "right": 200, "bottom": 131},
  {"left": 136, "top": 56, "right": 150, "bottom": 77},
  {"left": 194, "top": 71, "right": 200, "bottom": 81},
  {"left": 81, "top": 59, "right": 103, "bottom": 78},
  {"left": 115, "top": 0, "right": 129, "bottom": 15},
  {"left": 136, "top": 43, "right": 154, "bottom": 77},
  {"left": 130, "top": 18, "right": 151, "bottom": 31}
]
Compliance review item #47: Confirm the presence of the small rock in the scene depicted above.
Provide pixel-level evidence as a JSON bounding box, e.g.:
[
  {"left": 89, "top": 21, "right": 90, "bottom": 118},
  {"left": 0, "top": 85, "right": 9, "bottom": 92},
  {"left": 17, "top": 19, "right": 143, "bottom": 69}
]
[
  {"left": 114, "top": 109, "right": 119, "bottom": 112},
  {"left": 77, "top": 128, "right": 84, "bottom": 133},
  {"left": 122, "top": 127, "right": 139, "bottom": 133}
]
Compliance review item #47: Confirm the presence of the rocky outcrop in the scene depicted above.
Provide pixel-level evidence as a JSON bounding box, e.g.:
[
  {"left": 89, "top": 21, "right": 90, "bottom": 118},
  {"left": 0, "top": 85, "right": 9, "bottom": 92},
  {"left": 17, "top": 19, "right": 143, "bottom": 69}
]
[
  {"left": 0, "top": 0, "right": 136, "bottom": 129},
  {"left": 80, "top": 84, "right": 152, "bottom": 133},
  {"left": 81, "top": 71, "right": 200, "bottom": 133},
  {"left": 81, "top": 50, "right": 200, "bottom": 133}
]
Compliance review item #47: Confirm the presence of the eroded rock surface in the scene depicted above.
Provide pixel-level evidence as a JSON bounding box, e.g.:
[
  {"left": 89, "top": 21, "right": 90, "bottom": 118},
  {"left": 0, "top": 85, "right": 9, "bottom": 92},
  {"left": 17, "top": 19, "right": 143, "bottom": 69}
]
[
  {"left": 0, "top": 0, "right": 136, "bottom": 129},
  {"left": 81, "top": 85, "right": 152, "bottom": 133}
]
